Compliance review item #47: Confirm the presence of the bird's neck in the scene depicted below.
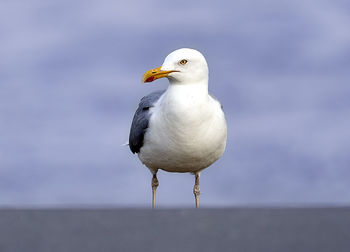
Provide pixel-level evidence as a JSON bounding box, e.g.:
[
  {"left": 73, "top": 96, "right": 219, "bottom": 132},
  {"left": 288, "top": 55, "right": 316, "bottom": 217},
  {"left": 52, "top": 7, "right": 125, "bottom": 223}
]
[
  {"left": 161, "top": 81, "right": 210, "bottom": 117},
  {"left": 166, "top": 80, "right": 208, "bottom": 99}
]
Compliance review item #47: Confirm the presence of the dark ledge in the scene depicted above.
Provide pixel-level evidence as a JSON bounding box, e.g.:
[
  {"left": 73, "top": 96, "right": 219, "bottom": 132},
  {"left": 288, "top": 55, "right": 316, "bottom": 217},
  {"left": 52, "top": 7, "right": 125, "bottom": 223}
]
[{"left": 0, "top": 207, "right": 349, "bottom": 252}]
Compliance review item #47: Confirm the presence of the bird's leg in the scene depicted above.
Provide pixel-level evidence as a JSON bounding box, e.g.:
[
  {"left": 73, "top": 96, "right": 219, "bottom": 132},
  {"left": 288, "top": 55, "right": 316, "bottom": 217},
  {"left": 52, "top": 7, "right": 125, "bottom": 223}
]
[
  {"left": 193, "top": 172, "right": 200, "bottom": 208},
  {"left": 151, "top": 172, "right": 159, "bottom": 209}
]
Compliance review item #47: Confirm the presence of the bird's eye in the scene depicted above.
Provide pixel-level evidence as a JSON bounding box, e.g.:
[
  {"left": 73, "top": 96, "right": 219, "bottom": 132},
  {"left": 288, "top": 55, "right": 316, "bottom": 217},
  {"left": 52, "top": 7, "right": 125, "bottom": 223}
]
[{"left": 179, "top": 59, "right": 188, "bottom": 65}]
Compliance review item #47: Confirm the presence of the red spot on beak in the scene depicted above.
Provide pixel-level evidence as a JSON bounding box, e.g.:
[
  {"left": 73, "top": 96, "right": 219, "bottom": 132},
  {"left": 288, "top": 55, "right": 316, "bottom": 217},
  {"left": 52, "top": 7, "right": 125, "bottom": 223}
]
[{"left": 145, "top": 76, "right": 155, "bottom": 82}]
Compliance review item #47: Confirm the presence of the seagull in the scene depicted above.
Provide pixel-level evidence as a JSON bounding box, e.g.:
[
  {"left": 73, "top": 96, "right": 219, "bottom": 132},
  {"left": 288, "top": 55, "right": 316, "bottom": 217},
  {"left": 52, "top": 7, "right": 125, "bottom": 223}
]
[{"left": 129, "top": 48, "right": 227, "bottom": 208}]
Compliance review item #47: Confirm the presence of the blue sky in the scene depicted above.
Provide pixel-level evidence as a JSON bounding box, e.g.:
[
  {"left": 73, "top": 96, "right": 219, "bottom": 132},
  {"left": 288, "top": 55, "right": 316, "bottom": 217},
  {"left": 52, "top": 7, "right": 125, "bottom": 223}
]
[{"left": 1, "top": 0, "right": 350, "bottom": 206}]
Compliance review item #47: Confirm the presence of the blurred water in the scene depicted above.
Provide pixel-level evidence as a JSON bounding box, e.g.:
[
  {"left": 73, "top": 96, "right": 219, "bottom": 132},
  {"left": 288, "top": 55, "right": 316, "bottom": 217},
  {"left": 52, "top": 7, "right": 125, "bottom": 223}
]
[{"left": 0, "top": 0, "right": 349, "bottom": 206}]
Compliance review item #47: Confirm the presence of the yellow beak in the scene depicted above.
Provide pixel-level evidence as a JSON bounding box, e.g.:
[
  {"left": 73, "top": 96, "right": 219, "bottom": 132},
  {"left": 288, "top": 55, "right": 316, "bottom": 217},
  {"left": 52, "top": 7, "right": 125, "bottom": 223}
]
[{"left": 142, "top": 67, "right": 179, "bottom": 83}]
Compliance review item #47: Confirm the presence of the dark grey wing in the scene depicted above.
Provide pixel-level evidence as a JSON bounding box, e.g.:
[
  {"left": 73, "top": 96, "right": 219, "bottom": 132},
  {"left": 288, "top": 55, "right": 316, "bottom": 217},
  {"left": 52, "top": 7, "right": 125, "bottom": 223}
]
[{"left": 129, "top": 90, "right": 165, "bottom": 154}]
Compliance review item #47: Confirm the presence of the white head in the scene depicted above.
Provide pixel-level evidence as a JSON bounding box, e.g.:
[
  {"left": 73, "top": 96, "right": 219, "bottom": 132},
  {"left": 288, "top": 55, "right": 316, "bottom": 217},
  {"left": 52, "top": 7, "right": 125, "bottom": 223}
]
[{"left": 142, "top": 48, "right": 209, "bottom": 85}]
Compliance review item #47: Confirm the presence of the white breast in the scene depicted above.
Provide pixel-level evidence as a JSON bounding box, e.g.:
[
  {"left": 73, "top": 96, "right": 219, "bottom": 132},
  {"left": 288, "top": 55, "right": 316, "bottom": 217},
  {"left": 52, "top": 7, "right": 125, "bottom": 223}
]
[{"left": 138, "top": 84, "right": 227, "bottom": 173}]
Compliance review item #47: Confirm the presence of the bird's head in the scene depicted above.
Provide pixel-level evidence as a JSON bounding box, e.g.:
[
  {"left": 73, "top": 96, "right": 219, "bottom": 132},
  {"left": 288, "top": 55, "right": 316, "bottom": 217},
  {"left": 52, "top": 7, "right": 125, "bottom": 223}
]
[{"left": 142, "top": 48, "right": 209, "bottom": 84}]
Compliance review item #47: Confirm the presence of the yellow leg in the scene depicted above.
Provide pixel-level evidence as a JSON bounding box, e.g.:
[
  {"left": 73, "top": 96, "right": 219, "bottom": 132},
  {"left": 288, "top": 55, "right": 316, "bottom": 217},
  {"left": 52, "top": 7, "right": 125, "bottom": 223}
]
[
  {"left": 152, "top": 173, "right": 159, "bottom": 209},
  {"left": 193, "top": 172, "right": 200, "bottom": 208}
]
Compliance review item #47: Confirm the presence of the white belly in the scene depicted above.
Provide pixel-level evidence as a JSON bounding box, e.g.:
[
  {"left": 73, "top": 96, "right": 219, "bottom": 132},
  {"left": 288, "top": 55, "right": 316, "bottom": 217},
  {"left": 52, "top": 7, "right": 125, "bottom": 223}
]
[{"left": 138, "top": 93, "right": 227, "bottom": 173}]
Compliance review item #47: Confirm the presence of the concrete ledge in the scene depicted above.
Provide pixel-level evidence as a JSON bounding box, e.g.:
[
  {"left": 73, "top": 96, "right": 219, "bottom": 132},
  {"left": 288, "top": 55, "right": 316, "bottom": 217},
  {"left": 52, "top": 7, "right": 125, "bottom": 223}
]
[{"left": 0, "top": 208, "right": 349, "bottom": 252}]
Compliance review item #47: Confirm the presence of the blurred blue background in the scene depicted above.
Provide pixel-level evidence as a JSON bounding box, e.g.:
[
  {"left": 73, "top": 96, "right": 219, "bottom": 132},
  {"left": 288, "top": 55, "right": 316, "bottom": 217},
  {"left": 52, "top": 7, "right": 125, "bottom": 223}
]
[{"left": 1, "top": 0, "right": 349, "bottom": 207}]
